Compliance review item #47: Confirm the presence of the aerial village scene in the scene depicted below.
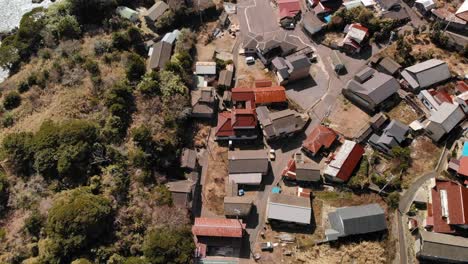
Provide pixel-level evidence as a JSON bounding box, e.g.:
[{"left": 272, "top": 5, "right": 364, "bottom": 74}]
[{"left": 0, "top": 0, "right": 467, "bottom": 263}]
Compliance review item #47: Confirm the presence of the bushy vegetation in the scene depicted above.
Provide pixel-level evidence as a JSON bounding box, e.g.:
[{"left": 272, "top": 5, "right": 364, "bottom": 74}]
[
  {"left": 142, "top": 227, "right": 194, "bottom": 264},
  {"left": 348, "top": 156, "right": 369, "bottom": 190},
  {"left": 3, "top": 91, "right": 22, "bottom": 110},
  {"left": 39, "top": 187, "right": 113, "bottom": 263},
  {"left": 0, "top": 172, "right": 8, "bottom": 211}
]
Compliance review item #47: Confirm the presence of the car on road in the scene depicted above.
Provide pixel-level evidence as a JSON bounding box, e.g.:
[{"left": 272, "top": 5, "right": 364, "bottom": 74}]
[
  {"left": 260, "top": 242, "right": 273, "bottom": 251},
  {"left": 269, "top": 149, "right": 276, "bottom": 161},
  {"left": 246, "top": 56, "right": 255, "bottom": 65}
]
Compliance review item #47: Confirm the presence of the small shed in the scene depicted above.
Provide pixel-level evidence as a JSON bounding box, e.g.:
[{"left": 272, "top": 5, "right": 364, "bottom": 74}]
[
  {"left": 196, "top": 61, "right": 217, "bottom": 75},
  {"left": 224, "top": 196, "right": 253, "bottom": 217},
  {"left": 116, "top": 6, "right": 139, "bottom": 22},
  {"left": 167, "top": 180, "right": 196, "bottom": 209},
  {"left": 267, "top": 193, "right": 311, "bottom": 225},
  {"left": 295, "top": 162, "right": 321, "bottom": 182}
]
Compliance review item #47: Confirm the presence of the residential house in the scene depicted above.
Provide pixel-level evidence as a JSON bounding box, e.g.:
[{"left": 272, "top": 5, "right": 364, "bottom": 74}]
[
  {"left": 425, "top": 102, "right": 465, "bottom": 142},
  {"left": 161, "top": 29, "right": 181, "bottom": 45},
  {"left": 432, "top": 8, "right": 467, "bottom": 31},
  {"left": 267, "top": 193, "right": 312, "bottom": 225},
  {"left": 379, "top": 0, "right": 410, "bottom": 21},
  {"left": 166, "top": 180, "right": 196, "bottom": 210},
  {"left": 215, "top": 107, "right": 258, "bottom": 140},
  {"left": 191, "top": 87, "right": 216, "bottom": 119},
  {"left": 181, "top": 148, "right": 197, "bottom": 171},
  {"left": 147, "top": 40, "right": 173, "bottom": 70},
  {"left": 376, "top": 57, "right": 401, "bottom": 76},
  {"left": 195, "top": 62, "right": 217, "bottom": 76},
  {"left": 444, "top": 31, "right": 468, "bottom": 53},
  {"left": 369, "top": 120, "right": 409, "bottom": 154},
  {"left": 418, "top": 89, "right": 453, "bottom": 113},
  {"left": 254, "top": 32, "right": 298, "bottom": 65},
  {"left": 116, "top": 6, "right": 139, "bottom": 22},
  {"left": 278, "top": 0, "right": 302, "bottom": 27},
  {"left": 369, "top": 112, "right": 389, "bottom": 131},
  {"left": 302, "top": 125, "right": 338, "bottom": 157},
  {"left": 218, "top": 65, "right": 234, "bottom": 89},
  {"left": 426, "top": 179, "right": 468, "bottom": 234},
  {"left": 323, "top": 140, "right": 365, "bottom": 183},
  {"left": 416, "top": 231, "right": 468, "bottom": 263},
  {"left": 343, "top": 67, "right": 400, "bottom": 112},
  {"left": 325, "top": 203, "right": 387, "bottom": 241},
  {"left": 145, "top": 1, "right": 169, "bottom": 24},
  {"left": 455, "top": 90, "right": 468, "bottom": 114},
  {"left": 401, "top": 59, "right": 451, "bottom": 90},
  {"left": 282, "top": 158, "right": 321, "bottom": 182},
  {"left": 271, "top": 55, "right": 312, "bottom": 85},
  {"left": 224, "top": 196, "right": 253, "bottom": 218},
  {"left": 231, "top": 86, "right": 287, "bottom": 106},
  {"left": 193, "top": 218, "right": 245, "bottom": 258},
  {"left": 256, "top": 106, "right": 309, "bottom": 141},
  {"left": 414, "top": 0, "right": 435, "bottom": 15},
  {"left": 456, "top": 0, "right": 468, "bottom": 22},
  {"left": 301, "top": 11, "right": 326, "bottom": 37},
  {"left": 340, "top": 23, "right": 369, "bottom": 54},
  {"left": 228, "top": 149, "right": 269, "bottom": 185}
]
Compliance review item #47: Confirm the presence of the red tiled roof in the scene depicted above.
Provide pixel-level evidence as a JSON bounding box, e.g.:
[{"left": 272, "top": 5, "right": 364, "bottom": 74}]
[
  {"left": 282, "top": 159, "right": 296, "bottom": 178},
  {"left": 456, "top": 81, "right": 468, "bottom": 94},
  {"left": 215, "top": 112, "right": 234, "bottom": 137},
  {"left": 431, "top": 180, "right": 468, "bottom": 233},
  {"left": 232, "top": 87, "right": 255, "bottom": 102},
  {"left": 255, "top": 79, "right": 273, "bottom": 88},
  {"left": 336, "top": 143, "right": 365, "bottom": 182},
  {"left": 434, "top": 90, "right": 453, "bottom": 104},
  {"left": 253, "top": 86, "right": 287, "bottom": 104},
  {"left": 192, "top": 218, "right": 245, "bottom": 238},
  {"left": 232, "top": 108, "right": 257, "bottom": 128},
  {"left": 350, "top": 23, "right": 369, "bottom": 35},
  {"left": 302, "top": 125, "right": 337, "bottom": 155},
  {"left": 278, "top": 0, "right": 301, "bottom": 19},
  {"left": 458, "top": 156, "right": 468, "bottom": 177}
]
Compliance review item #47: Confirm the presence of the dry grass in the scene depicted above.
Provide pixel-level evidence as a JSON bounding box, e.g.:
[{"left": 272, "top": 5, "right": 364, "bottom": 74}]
[
  {"left": 203, "top": 143, "right": 228, "bottom": 215},
  {"left": 404, "top": 136, "right": 441, "bottom": 188},
  {"left": 328, "top": 96, "right": 370, "bottom": 138},
  {"left": 386, "top": 102, "right": 419, "bottom": 125}
]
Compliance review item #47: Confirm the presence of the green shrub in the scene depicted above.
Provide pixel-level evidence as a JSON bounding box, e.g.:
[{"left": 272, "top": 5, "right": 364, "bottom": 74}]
[
  {"left": 84, "top": 59, "right": 100, "bottom": 76},
  {"left": 45, "top": 188, "right": 113, "bottom": 261},
  {"left": 124, "top": 257, "right": 150, "bottom": 264},
  {"left": 24, "top": 210, "right": 45, "bottom": 237},
  {"left": 68, "top": 0, "right": 116, "bottom": 24},
  {"left": 159, "top": 70, "right": 188, "bottom": 100},
  {"left": 105, "top": 81, "right": 135, "bottom": 133},
  {"left": 126, "top": 53, "right": 146, "bottom": 82},
  {"left": 1, "top": 132, "right": 34, "bottom": 175},
  {"left": 71, "top": 259, "right": 92, "bottom": 264},
  {"left": 2, "top": 114, "right": 14, "bottom": 128},
  {"left": 18, "top": 81, "right": 30, "bottom": 93},
  {"left": 137, "top": 75, "right": 160, "bottom": 97},
  {"left": 143, "top": 226, "right": 194, "bottom": 264},
  {"left": 154, "top": 185, "right": 173, "bottom": 206},
  {"left": 348, "top": 156, "right": 369, "bottom": 189},
  {"left": 112, "top": 32, "right": 130, "bottom": 50},
  {"left": 0, "top": 172, "right": 8, "bottom": 210},
  {"left": 132, "top": 125, "right": 152, "bottom": 150},
  {"left": 386, "top": 191, "right": 400, "bottom": 209},
  {"left": 3, "top": 91, "right": 22, "bottom": 110},
  {"left": 56, "top": 15, "right": 81, "bottom": 39},
  {"left": 94, "top": 40, "right": 111, "bottom": 56}
]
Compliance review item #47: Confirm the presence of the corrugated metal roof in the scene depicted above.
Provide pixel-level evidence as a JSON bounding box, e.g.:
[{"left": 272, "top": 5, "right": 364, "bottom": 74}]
[
  {"left": 196, "top": 62, "right": 217, "bottom": 75},
  {"left": 403, "top": 59, "right": 451, "bottom": 89},
  {"left": 346, "top": 72, "right": 400, "bottom": 105},
  {"left": 254, "top": 86, "right": 287, "bottom": 104},
  {"left": 228, "top": 150, "right": 269, "bottom": 175},
  {"left": 231, "top": 87, "right": 255, "bottom": 102},
  {"left": 228, "top": 173, "right": 262, "bottom": 184},
  {"left": 192, "top": 218, "right": 245, "bottom": 238},
  {"left": 419, "top": 231, "right": 468, "bottom": 262},
  {"left": 431, "top": 180, "right": 468, "bottom": 233},
  {"left": 278, "top": 0, "right": 301, "bottom": 19},
  {"left": 146, "top": 1, "right": 169, "bottom": 21},
  {"left": 324, "top": 140, "right": 364, "bottom": 182},
  {"left": 428, "top": 102, "right": 464, "bottom": 132},
  {"left": 329, "top": 203, "right": 386, "bottom": 237},
  {"left": 268, "top": 193, "right": 311, "bottom": 224}
]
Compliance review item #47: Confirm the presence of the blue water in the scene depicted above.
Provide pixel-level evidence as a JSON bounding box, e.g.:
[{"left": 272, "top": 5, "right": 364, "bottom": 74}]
[{"left": 462, "top": 142, "right": 468, "bottom": 157}]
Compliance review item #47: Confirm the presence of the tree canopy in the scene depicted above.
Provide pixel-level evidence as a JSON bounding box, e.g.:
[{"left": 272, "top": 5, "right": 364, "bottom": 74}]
[{"left": 143, "top": 227, "right": 194, "bottom": 264}]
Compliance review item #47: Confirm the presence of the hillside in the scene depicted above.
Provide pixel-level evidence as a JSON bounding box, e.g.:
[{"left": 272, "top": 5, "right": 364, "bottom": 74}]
[{"left": 0, "top": 0, "right": 202, "bottom": 263}]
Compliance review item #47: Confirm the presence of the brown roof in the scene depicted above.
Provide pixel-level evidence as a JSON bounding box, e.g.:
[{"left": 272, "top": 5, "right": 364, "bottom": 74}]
[
  {"left": 254, "top": 86, "right": 287, "bottom": 104},
  {"left": 456, "top": 81, "right": 468, "bottom": 94},
  {"left": 255, "top": 79, "right": 273, "bottom": 88},
  {"left": 148, "top": 41, "right": 172, "bottom": 70},
  {"left": 146, "top": 1, "right": 169, "bottom": 22},
  {"left": 302, "top": 125, "right": 338, "bottom": 155},
  {"left": 167, "top": 180, "right": 195, "bottom": 193},
  {"left": 458, "top": 156, "right": 468, "bottom": 177},
  {"left": 231, "top": 87, "right": 255, "bottom": 102},
  {"left": 192, "top": 218, "right": 245, "bottom": 238},
  {"left": 219, "top": 69, "right": 234, "bottom": 87},
  {"left": 431, "top": 179, "right": 468, "bottom": 233}
]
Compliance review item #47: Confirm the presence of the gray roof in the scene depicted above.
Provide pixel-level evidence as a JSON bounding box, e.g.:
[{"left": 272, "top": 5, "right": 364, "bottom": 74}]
[
  {"left": 195, "top": 62, "right": 217, "bottom": 75},
  {"left": 382, "top": 120, "right": 409, "bottom": 144},
  {"left": 328, "top": 203, "right": 386, "bottom": 238},
  {"left": 418, "top": 231, "right": 468, "bottom": 262},
  {"left": 167, "top": 180, "right": 195, "bottom": 193},
  {"left": 228, "top": 150, "right": 269, "bottom": 174},
  {"left": 354, "top": 67, "right": 376, "bottom": 83},
  {"left": 224, "top": 196, "right": 253, "bottom": 216},
  {"left": 302, "top": 12, "right": 325, "bottom": 35},
  {"left": 295, "top": 162, "right": 321, "bottom": 182},
  {"left": 402, "top": 59, "right": 451, "bottom": 89},
  {"left": 146, "top": 1, "right": 169, "bottom": 22},
  {"left": 268, "top": 193, "right": 311, "bottom": 224},
  {"left": 287, "top": 54, "right": 312, "bottom": 72},
  {"left": 181, "top": 148, "right": 197, "bottom": 169},
  {"left": 379, "top": 0, "right": 401, "bottom": 10},
  {"left": 218, "top": 69, "right": 233, "bottom": 87},
  {"left": 191, "top": 87, "right": 215, "bottom": 116},
  {"left": 346, "top": 72, "right": 400, "bottom": 105},
  {"left": 272, "top": 57, "right": 290, "bottom": 79},
  {"left": 377, "top": 57, "right": 401, "bottom": 75},
  {"left": 428, "top": 102, "right": 465, "bottom": 132},
  {"left": 256, "top": 106, "right": 308, "bottom": 140},
  {"left": 148, "top": 41, "right": 173, "bottom": 70}
]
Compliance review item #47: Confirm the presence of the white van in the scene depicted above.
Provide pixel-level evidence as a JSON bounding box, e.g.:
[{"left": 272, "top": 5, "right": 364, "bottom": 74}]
[{"left": 245, "top": 56, "right": 255, "bottom": 65}]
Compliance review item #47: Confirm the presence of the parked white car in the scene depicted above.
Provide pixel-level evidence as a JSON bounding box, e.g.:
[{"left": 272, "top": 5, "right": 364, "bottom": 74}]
[{"left": 245, "top": 56, "right": 255, "bottom": 65}]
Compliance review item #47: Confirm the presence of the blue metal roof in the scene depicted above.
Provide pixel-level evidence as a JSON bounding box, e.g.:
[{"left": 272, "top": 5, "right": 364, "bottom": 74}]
[
  {"left": 272, "top": 186, "right": 281, "bottom": 193},
  {"left": 463, "top": 142, "right": 468, "bottom": 156}
]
